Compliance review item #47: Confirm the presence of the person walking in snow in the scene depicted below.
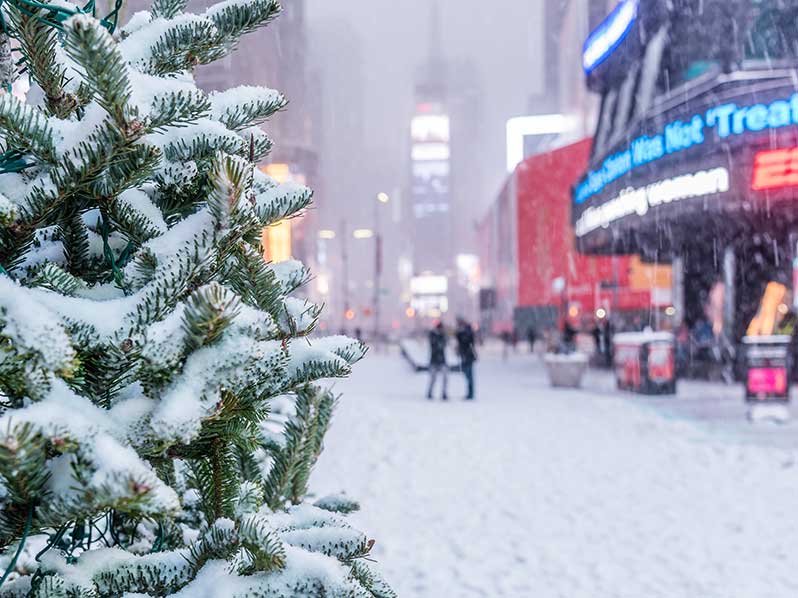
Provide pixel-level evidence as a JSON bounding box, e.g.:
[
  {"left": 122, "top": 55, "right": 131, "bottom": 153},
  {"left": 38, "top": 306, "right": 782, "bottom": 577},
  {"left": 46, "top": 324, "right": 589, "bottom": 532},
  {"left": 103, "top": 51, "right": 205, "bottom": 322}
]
[
  {"left": 456, "top": 317, "right": 477, "bottom": 400},
  {"left": 427, "top": 321, "right": 448, "bottom": 400}
]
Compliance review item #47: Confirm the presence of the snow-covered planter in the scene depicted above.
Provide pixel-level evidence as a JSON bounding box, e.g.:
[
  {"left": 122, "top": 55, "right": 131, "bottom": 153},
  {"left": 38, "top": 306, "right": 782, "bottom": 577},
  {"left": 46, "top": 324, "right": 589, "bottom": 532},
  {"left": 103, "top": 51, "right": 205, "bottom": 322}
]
[{"left": 543, "top": 352, "right": 589, "bottom": 388}]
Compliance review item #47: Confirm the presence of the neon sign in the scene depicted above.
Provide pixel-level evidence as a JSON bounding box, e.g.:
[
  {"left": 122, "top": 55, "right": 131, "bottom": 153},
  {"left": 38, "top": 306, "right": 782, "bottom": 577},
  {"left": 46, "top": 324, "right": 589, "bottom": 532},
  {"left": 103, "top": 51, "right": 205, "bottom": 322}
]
[
  {"left": 575, "top": 167, "right": 730, "bottom": 237},
  {"left": 752, "top": 148, "right": 798, "bottom": 190},
  {"left": 583, "top": 0, "right": 638, "bottom": 74},
  {"left": 576, "top": 94, "right": 798, "bottom": 205}
]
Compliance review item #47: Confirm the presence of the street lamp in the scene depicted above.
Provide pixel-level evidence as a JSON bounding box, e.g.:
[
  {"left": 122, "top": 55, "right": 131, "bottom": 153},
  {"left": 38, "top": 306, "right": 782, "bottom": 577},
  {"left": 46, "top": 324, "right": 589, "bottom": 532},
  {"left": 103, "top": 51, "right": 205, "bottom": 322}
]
[
  {"left": 353, "top": 228, "right": 374, "bottom": 239},
  {"left": 373, "top": 192, "right": 390, "bottom": 344}
]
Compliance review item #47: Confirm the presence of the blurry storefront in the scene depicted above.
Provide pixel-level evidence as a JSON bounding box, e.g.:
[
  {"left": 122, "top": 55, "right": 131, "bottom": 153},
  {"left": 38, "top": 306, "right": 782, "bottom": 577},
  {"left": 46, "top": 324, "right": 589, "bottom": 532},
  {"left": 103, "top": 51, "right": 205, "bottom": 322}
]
[
  {"left": 573, "top": 0, "right": 798, "bottom": 362},
  {"left": 478, "top": 138, "right": 671, "bottom": 338}
]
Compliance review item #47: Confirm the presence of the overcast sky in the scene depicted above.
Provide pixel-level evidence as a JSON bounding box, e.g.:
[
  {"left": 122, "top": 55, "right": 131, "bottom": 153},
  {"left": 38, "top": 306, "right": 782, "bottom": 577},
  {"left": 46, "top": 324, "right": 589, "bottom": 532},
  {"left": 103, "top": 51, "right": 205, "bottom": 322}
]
[{"left": 305, "top": 0, "right": 547, "bottom": 217}]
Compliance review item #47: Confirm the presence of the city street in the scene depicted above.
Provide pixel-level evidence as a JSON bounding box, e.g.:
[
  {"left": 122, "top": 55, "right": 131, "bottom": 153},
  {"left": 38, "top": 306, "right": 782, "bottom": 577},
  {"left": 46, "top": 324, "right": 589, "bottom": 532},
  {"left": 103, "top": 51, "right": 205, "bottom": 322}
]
[{"left": 313, "top": 346, "right": 798, "bottom": 598}]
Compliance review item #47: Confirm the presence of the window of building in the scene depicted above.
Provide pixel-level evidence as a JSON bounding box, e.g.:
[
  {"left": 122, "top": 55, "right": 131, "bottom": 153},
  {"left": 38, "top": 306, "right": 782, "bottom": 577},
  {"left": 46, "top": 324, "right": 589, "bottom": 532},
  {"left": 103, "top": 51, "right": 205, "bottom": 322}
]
[
  {"left": 610, "top": 62, "right": 640, "bottom": 145},
  {"left": 635, "top": 26, "right": 667, "bottom": 118},
  {"left": 593, "top": 88, "right": 618, "bottom": 158},
  {"left": 746, "top": 2, "right": 798, "bottom": 60}
]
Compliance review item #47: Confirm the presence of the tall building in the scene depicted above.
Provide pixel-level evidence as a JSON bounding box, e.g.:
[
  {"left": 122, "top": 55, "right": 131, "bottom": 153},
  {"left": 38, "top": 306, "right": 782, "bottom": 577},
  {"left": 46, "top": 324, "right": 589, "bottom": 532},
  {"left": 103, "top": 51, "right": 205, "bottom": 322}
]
[
  {"left": 305, "top": 19, "right": 369, "bottom": 330},
  {"left": 407, "top": 1, "right": 484, "bottom": 320}
]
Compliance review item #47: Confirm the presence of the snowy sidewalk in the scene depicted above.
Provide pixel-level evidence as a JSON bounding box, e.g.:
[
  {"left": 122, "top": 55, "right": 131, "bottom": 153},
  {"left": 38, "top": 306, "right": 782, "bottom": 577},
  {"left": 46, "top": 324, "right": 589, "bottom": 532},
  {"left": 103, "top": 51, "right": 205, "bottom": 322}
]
[{"left": 313, "top": 349, "right": 798, "bottom": 598}]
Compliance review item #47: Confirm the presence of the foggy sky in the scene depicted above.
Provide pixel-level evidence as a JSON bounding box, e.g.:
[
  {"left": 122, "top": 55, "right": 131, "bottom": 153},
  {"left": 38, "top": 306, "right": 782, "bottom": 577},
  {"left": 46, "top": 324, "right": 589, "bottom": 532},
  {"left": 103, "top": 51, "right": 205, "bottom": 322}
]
[{"left": 306, "top": 0, "right": 547, "bottom": 219}]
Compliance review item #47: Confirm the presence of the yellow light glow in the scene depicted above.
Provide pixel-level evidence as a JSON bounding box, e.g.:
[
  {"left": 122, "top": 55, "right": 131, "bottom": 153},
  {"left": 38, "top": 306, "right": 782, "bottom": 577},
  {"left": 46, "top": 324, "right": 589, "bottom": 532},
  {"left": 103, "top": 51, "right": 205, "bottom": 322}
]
[
  {"left": 377, "top": 192, "right": 390, "bottom": 203},
  {"left": 353, "top": 229, "right": 374, "bottom": 239},
  {"left": 748, "top": 282, "right": 787, "bottom": 336},
  {"left": 317, "top": 274, "right": 330, "bottom": 296},
  {"left": 596, "top": 308, "right": 607, "bottom": 319},
  {"left": 405, "top": 307, "right": 416, "bottom": 318},
  {"left": 318, "top": 229, "right": 336, "bottom": 240},
  {"left": 665, "top": 306, "right": 677, "bottom": 316},
  {"left": 262, "top": 220, "right": 292, "bottom": 263},
  {"left": 568, "top": 306, "right": 580, "bottom": 318},
  {"left": 263, "top": 163, "right": 291, "bottom": 184}
]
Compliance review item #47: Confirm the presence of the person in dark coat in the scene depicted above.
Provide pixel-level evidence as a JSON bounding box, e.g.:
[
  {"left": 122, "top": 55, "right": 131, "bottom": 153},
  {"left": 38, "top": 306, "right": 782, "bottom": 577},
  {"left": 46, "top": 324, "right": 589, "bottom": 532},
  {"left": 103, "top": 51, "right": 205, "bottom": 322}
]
[
  {"left": 562, "top": 320, "right": 577, "bottom": 353},
  {"left": 456, "top": 317, "right": 477, "bottom": 400},
  {"left": 527, "top": 326, "right": 538, "bottom": 353},
  {"left": 426, "top": 322, "right": 448, "bottom": 400}
]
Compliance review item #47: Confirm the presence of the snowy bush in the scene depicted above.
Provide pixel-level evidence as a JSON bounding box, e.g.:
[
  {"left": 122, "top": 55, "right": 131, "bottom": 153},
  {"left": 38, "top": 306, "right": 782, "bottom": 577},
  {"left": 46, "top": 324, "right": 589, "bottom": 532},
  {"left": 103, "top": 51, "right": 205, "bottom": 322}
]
[{"left": 0, "top": 0, "right": 393, "bottom": 595}]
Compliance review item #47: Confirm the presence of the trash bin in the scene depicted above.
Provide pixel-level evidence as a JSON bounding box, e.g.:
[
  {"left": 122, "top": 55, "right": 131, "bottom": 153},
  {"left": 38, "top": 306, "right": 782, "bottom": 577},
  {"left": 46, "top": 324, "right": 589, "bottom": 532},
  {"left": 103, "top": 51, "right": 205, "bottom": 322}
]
[
  {"left": 743, "top": 335, "right": 791, "bottom": 403},
  {"left": 613, "top": 332, "right": 677, "bottom": 395}
]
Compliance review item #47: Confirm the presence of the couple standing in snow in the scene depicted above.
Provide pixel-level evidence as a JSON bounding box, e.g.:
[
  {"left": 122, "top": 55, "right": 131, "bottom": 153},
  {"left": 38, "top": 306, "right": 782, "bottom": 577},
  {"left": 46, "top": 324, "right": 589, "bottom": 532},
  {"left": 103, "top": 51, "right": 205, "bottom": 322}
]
[{"left": 426, "top": 318, "right": 477, "bottom": 401}]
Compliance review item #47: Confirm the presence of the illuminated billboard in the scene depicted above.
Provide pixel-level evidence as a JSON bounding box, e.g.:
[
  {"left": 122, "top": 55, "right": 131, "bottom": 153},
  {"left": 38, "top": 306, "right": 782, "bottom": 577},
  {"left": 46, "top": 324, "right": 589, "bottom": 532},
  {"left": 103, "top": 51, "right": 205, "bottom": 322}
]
[
  {"left": 411, "top": 106, "right": 450, "bottom": 221},
  {"left": 582, "top": 0, "right": 638, "bottom": 74},
  {"left": 573, "top": 79, "right": 798, "bottom": 253},
  {"left": 411, "top": 114, "right": 450, "bottom": 144},
  {"left": 410, "top": 274, "right": 448, "bottom": 295},
  {"left": 409, "top": 274, "right": 449, "bottom": 318}
]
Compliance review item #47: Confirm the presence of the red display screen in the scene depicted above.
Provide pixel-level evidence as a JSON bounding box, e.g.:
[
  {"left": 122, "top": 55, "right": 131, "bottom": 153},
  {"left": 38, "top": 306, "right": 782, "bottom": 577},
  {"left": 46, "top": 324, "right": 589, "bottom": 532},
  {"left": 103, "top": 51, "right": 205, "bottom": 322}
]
[
  {"left": 752, "top": 148, "right": 798, "bottom": 191},
  {"left": 747, "top": 367, "right": 788, "bottom": 395}
]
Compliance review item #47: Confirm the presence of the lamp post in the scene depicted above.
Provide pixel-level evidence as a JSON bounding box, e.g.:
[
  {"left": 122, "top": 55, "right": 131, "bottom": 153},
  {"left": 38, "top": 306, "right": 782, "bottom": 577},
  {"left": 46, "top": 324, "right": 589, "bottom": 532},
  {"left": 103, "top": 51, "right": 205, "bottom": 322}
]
[
  {"left": 340, "top": 220, "right": 350, "bottom": 333},
  {"left": 374, "top": 193, "right": 390, "bottom": 344}
]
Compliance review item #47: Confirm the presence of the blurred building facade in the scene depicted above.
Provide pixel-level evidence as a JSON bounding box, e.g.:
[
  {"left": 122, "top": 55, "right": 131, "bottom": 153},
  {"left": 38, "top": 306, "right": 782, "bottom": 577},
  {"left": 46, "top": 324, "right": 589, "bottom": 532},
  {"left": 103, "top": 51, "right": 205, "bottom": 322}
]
[
  {"left": 124, "top": 0, "right": 318, "bottom": 274},
  {"left": 404, "top": 2, "right": 485, "bottom": 324},
  {"left": 573, "top": 0, "right": 798, "bottom": 351}
]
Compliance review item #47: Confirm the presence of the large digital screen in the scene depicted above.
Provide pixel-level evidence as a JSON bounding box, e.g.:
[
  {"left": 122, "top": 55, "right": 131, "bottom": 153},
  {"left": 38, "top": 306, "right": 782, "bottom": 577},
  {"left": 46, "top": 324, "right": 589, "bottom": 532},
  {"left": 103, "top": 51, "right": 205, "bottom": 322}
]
[
  {"left": 573, "top": 78, "right": 798, "bottom": 252},
  {"left": 411, "top": 106, "right": 450, "bottom": 221}
]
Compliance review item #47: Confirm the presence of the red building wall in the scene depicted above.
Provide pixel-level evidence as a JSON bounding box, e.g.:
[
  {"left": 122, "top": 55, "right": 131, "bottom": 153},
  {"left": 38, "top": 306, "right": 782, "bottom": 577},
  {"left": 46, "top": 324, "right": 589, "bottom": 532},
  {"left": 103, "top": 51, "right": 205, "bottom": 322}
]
[{"left": 514, "top": 139, "right": 651, "bottom": 315}]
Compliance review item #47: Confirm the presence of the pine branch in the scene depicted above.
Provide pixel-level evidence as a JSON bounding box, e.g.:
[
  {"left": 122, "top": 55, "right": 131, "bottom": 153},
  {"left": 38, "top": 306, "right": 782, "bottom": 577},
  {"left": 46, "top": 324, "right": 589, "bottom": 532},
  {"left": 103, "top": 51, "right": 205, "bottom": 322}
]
[
  {"left": 5, "top": 6, "right": 78, "bottom": 119},
  {"left": 0, "top": 94, "right": 57, "bottom": 164},
  {"left": 206, "top": 0, "right": 281, "bottom": 43},
  {"left": 211, "top": 87, "right": 286, "bottom": 131},
  {"left": 143, "top": 17, "right": 225, "bottom": 75},
  {"left": 207, "top": 152, "right": 251, "bottom": 230},
  {"left": 149, "top": 89, "right": 211, "bottom": 130},
  {"left": 58, "top": 209, "right": 91, "bottom": 277},
  {"left": 64, "top": 14, "right": 134, "bottom": 129},
  {"left": 27, "top": 263, "right": 81, "bottom": 296},
  {"left": 290, "top": 386, "right": 335, "bottom": 503},
  {"left": 0, "top": 424, "right": 49, "bottom": 549},
  {"left": 182, "top": 282, "right": 241, "bottom": 351},
  {"left": 151, "top": 0, "right": 189, "bottom": 20}
]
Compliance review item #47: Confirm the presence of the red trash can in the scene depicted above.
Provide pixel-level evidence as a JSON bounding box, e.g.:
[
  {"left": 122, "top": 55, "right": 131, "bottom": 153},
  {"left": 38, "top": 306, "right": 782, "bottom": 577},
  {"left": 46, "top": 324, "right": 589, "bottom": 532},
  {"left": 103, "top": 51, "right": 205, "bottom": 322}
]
[{"left": 613, "top": 332, "right": 677, "bottom": 395}]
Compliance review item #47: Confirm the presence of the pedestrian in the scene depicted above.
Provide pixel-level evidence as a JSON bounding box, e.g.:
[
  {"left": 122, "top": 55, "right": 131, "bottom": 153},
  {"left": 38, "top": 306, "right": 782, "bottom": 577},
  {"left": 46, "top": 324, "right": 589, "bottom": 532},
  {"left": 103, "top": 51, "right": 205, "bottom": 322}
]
[
  {"left": 426, "top": 321, "right": 448, "bottom": 400},
  {"left": 501, "top": 330, "right": 511, "bottom": 361},
  {"left": 562, "top": 319, "right": 577, "bottom": 353},
  {"left": 591, "top": 320, "right": 602, "bottom": 361},
  {"left": 527, "top": 326, "right": 537, "bottom": 353},
  {"left": 456, "top": 317, "right": 477, "bottom": 400},
  {"left": 602, "top": 317, "right": 614, "bottom": 367}
]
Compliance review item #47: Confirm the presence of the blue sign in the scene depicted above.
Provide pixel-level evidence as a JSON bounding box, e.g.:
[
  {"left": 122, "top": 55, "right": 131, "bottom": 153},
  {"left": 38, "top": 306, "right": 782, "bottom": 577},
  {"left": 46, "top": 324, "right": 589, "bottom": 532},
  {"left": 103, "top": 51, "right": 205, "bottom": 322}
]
[
  {"left": 575, "top": 93, "right": 798, "bottom": 205},
  {"left": 583, "top": 0, "right": 639, "bottom": 74}
]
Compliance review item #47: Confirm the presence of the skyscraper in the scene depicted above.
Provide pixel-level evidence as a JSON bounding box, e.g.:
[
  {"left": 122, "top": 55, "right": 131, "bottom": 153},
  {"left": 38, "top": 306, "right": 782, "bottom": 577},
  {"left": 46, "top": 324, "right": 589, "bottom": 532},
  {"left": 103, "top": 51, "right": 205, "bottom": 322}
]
[{"left": 407, "top": 1, "right": 484, "bottom": 319}]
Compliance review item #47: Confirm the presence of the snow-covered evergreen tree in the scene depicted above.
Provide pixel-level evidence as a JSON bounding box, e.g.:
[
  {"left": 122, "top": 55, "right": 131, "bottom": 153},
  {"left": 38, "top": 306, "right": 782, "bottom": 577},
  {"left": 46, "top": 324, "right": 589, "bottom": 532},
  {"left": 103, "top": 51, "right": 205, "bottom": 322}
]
[{"left": 0, "top": 0, "right": 394, "bottom": 595}]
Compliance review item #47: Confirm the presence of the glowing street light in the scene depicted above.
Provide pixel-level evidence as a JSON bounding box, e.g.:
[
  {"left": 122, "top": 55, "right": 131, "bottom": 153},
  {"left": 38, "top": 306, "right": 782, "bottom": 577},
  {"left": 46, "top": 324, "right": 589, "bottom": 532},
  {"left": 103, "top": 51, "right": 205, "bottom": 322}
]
[
  {"left": 377, "top": 192, "right": 390, "bottom": 204},
  {"left": 318, "top": 229, "right": 336, "bottom": 240},
  {"left": 353, "top": 228, "right": 374, "bottom": 239}
]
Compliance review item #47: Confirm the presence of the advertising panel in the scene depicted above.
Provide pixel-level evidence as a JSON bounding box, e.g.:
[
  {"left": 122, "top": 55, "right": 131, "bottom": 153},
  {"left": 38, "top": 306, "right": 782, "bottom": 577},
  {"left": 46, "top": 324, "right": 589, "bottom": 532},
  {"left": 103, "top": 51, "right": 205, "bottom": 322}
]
[
  {"left": 411, "top": 109, "right": 451, "bottom": 221},
  {"left": 573, "top": 77, "right": 798, "bottom": 254}
]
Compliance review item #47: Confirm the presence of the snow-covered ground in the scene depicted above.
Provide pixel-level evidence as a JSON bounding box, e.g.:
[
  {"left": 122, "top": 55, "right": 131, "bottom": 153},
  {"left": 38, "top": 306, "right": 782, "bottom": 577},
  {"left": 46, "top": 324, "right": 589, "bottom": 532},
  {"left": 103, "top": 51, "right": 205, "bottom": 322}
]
[{"left": 313, "top": 345, "right": 798, "bottom": 598}]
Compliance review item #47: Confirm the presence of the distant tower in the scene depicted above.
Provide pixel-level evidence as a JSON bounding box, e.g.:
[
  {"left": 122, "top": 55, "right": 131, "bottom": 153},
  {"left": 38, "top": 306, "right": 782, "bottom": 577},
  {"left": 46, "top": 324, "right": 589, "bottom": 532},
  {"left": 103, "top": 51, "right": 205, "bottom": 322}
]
[{"left": 406, "top": 0, "right": 454, "bottom": 319}]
